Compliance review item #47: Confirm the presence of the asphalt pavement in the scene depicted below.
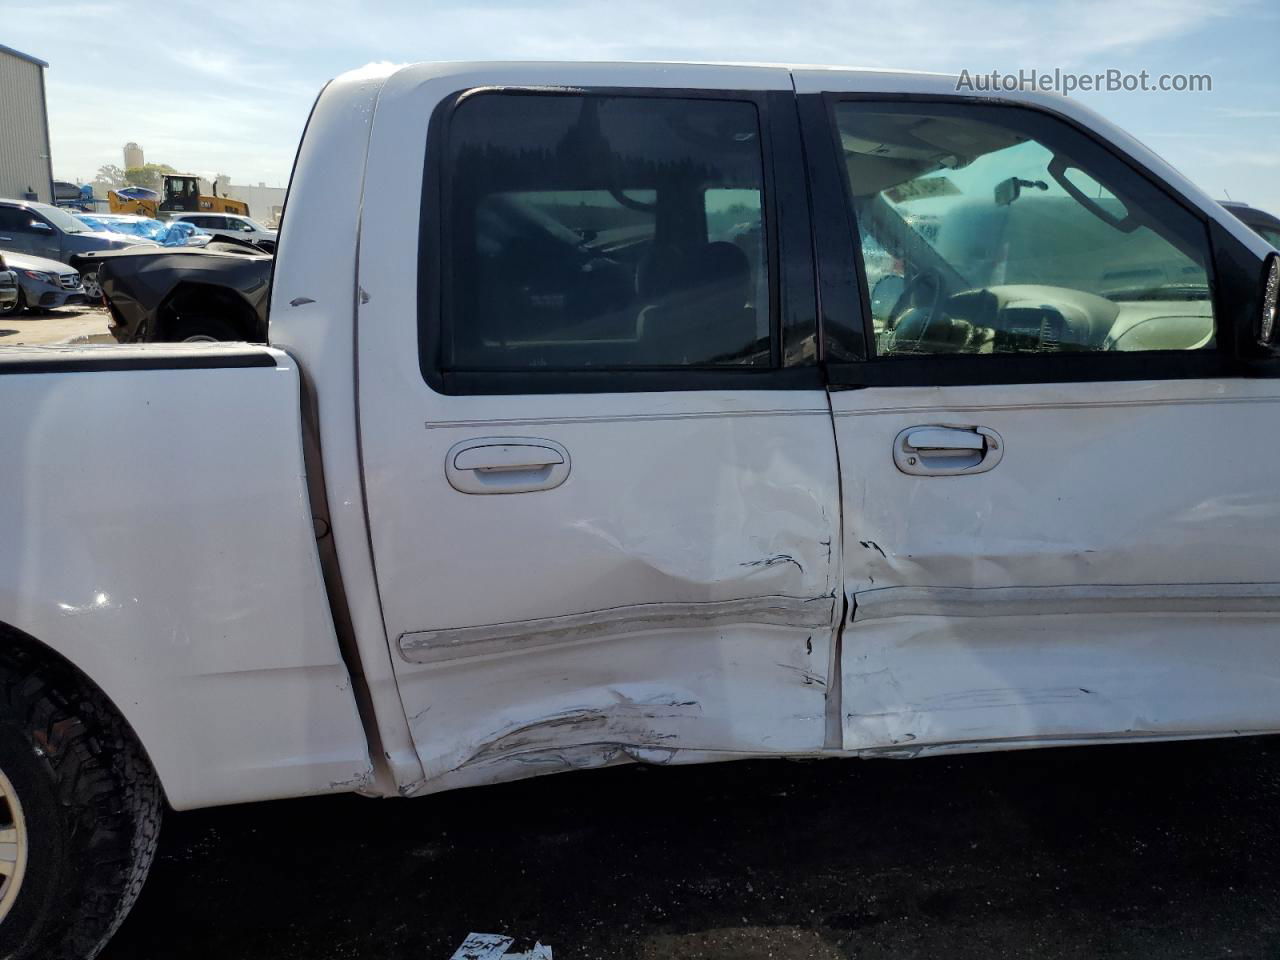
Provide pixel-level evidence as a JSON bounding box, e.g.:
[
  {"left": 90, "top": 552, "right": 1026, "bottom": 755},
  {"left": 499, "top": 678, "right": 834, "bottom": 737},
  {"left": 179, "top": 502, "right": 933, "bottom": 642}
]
[{"left": 99, "top": 735, "right": 1280, "bottom": 959}]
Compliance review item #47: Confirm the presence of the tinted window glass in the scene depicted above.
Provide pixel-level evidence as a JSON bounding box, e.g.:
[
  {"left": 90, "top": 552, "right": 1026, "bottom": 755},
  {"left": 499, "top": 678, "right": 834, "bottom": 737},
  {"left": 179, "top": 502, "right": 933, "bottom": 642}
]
[
  {"left": 833, "top": 103, "right": 1215, "bottom": 357},
  {"left": 444, "top": 93, "right": 770, "bottom": 370},
  {"left": 0, "top": 208, "right": 26, "bottom": 232}
]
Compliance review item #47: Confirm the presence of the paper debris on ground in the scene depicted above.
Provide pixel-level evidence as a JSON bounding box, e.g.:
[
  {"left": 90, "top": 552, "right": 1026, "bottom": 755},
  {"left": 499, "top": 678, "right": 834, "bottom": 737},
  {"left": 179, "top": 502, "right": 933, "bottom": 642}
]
[{"left": 449, "top": 932, "right": 552, "bottom": 960}]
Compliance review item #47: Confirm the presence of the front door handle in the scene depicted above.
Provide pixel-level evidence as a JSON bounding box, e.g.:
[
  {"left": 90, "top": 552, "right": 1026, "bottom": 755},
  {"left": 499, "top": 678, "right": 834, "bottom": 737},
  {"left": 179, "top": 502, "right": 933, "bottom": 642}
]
[
  {"left": 445, "top": 437, "right": 571, "bottom": 494},
  {"left": 894, "top": 425, "right": 1003, "bottom": 476}
]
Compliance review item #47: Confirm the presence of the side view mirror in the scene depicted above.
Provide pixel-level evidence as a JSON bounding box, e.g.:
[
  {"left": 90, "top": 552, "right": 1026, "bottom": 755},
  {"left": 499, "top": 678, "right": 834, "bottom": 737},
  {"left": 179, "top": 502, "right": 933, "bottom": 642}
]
[
  {"left": 29, "top": 220, "right": 53, "bottom": 232},
  {"left": 870, "top": 274, "right": 905, "bottom": 323},
  {"left": 1260, "top": 252, "right": 1279, "bottom": 347}
]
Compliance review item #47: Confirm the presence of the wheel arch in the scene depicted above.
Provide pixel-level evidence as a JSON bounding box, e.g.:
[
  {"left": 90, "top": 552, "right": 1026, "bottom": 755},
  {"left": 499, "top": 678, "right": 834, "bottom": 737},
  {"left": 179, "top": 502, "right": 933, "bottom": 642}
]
[
  {"left": 0, "top": 618, "right": 168, "bottom": 805},
  {"left": 154, "top": 280, "right": 264, "bottom": 342}
]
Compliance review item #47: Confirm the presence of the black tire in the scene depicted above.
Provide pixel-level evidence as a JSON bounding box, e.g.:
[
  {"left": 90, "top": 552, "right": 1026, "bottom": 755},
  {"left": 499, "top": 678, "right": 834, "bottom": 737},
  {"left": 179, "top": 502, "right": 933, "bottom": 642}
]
[
  {"left": 0, "top": 646, "right": 162, "bottom": 960},
  {"left": 168, "top": 313, "right": 241, "bottom": 342}
]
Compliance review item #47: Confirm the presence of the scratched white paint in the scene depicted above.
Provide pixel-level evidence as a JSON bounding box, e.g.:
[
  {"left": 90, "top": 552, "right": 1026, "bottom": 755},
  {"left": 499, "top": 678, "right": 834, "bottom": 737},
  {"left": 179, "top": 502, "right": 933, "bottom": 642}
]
[
  {"left": 353, "top": 63, "right": 840, "bottom": 790},
  {"left": 833, "top": 378, "right": 1280, "bottom": 751}
]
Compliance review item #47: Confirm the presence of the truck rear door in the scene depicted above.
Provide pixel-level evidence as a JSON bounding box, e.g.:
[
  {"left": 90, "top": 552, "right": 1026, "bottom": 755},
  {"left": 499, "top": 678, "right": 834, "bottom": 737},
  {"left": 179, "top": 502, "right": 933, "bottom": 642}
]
[
  {"left": 795, "top": 73, "right": 1280, "bottom": 753},
  {"left": 355, "top": 66, "right": 843, "bottom": 791}
]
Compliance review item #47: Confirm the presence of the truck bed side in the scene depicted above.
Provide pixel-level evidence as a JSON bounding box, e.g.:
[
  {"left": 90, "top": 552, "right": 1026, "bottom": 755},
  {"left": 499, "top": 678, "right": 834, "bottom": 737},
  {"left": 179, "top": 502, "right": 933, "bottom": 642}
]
[{"left": 0, "top": 344, "right": 372, "bottom": 809}]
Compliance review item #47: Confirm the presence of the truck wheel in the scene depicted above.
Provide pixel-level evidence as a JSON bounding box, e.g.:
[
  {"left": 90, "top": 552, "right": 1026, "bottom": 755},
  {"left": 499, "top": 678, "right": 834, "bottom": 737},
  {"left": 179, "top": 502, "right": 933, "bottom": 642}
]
[
  {"left": 0, "top": 648, "right": 162, "bottom": 960},
  {"left": 170, "top": 314, "right": 241, "bottom": 342}
]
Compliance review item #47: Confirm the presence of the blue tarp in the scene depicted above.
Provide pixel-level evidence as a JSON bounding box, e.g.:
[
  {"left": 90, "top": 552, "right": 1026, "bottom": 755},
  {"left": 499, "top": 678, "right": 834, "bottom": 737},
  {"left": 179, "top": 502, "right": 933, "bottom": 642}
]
[{"left": 75, "top": 214, "right": 210, "bottom": 247}]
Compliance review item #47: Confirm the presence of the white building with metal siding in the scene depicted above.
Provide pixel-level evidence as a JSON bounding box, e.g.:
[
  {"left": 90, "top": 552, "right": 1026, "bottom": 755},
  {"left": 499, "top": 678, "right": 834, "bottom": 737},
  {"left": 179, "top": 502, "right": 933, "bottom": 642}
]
[{"left": 0, "top": 44, "right": 54, "bottom": 203}]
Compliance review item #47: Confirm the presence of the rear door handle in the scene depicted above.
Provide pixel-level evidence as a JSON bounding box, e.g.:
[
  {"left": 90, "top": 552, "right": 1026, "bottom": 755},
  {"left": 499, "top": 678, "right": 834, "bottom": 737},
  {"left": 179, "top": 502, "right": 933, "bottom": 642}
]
[
  {"left": 894, "top": 425, "right": 1003, "bottom": 476},
  {"left": 445, "top": 437, "right": 571, "bottom": 494}
]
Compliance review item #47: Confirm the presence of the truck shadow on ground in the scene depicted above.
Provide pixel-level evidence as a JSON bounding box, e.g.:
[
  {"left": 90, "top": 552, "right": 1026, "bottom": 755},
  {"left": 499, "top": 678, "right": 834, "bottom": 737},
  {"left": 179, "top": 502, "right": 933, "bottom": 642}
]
[{"left": 101, "top": 736, "right": 1280, "bottom": 959}]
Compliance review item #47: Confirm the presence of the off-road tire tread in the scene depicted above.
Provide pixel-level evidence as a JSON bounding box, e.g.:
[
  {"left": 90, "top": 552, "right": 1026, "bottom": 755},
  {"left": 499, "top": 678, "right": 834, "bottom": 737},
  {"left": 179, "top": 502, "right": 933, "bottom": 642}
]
[{"left": 0, "top": 644, "right": 162, "bottom": 960}]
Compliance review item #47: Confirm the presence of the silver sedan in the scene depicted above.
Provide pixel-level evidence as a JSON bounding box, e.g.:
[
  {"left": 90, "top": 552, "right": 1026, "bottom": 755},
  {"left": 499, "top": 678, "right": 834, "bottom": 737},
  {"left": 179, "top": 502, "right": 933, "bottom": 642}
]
[{"left": 0, "top": 250, "right": 86, "bottom": 315}]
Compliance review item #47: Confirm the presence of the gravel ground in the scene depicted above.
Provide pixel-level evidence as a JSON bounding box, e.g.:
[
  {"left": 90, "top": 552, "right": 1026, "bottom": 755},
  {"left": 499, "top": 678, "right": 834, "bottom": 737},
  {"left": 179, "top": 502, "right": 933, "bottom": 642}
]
[
  {"left": 0, "top": 303, "right": 111, "bottom": 345},
  {"left": 99, "top": 735, "right": 1280, "bottom": 959}
]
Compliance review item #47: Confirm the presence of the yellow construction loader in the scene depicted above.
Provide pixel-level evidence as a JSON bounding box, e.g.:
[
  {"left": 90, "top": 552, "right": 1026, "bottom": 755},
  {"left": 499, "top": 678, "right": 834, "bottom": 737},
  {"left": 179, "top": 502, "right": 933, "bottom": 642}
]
[{"left": 108, "top": 175, "right": 250, "bottom": 219}]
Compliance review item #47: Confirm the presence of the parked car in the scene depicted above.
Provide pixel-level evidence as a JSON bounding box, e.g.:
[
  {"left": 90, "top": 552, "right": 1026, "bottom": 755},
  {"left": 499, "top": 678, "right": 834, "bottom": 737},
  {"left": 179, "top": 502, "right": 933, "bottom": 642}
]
[
  {"left": 1223, "top": 201, "right": 1280, "bottom": 247},
  {"left": 87, "top": 240, "right": 272, "bottom": 342},
  {"left": 0, "top": 256, "right": 17, "bottom": 314},
  {"left": 0, "top": 62, "right": 1278, "bottom": 960},
  {"left": 0, "top": 250, "right": 85, "bottom": 315},
  {"left": 0, "top": 199, "right": 155, "bottom": 299},
  {"left": 169, "top": 211, "right": 277, "bottom": 251}
]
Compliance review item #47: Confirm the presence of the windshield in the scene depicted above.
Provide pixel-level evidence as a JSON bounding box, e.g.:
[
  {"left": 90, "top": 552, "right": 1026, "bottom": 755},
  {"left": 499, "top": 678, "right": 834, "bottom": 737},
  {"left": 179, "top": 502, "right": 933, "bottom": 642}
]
[{"left": 35, "top": 204, "right": 89, "bottom": 234}]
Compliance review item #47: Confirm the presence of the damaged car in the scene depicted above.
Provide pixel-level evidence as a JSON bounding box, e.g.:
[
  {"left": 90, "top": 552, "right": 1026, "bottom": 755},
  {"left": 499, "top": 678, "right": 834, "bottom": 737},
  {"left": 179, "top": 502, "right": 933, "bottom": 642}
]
[{"left": 80, "top": 239, "right": 272, "bottom": 342}]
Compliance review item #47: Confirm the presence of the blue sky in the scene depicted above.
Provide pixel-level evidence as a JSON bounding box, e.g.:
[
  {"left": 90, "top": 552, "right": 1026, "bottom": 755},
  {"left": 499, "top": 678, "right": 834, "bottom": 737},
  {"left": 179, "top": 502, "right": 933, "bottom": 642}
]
[{"left": 4, "top": 0, "right": 1278, "bottom": 211}]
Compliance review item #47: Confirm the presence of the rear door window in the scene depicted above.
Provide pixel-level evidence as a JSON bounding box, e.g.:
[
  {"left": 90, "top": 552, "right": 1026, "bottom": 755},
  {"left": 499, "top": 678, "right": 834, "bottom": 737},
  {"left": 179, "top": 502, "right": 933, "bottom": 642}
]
[{"left": 441, "top": 92, "right": 771, "bottom": 371}]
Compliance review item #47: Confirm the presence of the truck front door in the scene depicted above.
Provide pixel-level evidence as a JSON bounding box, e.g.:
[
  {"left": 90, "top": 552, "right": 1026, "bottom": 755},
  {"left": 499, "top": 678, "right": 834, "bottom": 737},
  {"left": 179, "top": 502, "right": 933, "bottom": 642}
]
[
  {"left": 356, "top": 71, "right": 844, "bottom": 792},
  {"left": 796, "top": 78, "right": 1280, "bottom": 753}
]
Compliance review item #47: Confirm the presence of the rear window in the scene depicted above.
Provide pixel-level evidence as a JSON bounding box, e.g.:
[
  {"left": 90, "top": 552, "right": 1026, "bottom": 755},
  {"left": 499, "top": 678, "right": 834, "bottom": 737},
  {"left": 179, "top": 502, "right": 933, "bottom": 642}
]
[{"left": 440, "top": 92, "right": 771, "bottom": 371}]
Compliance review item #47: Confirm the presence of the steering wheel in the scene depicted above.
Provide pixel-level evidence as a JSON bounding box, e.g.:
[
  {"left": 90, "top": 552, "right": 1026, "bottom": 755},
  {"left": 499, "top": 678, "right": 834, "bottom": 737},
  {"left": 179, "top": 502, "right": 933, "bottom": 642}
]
[{"left": 886, "top": 269, "right": 945, "bottom": 331}]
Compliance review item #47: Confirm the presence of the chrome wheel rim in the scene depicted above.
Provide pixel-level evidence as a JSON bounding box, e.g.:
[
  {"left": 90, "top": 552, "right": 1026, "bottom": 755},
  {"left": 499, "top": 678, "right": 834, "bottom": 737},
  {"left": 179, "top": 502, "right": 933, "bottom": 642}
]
[
  {"left": 82, "top": 272, "right": 101, "bottom": 301},
  {"left": 0, "top": 766, "right": 28, "bottom": 922}
]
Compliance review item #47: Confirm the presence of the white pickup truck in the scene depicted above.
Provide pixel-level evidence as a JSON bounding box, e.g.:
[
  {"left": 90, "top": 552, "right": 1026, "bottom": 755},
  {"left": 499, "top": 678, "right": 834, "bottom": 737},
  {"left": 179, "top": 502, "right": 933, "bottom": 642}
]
[{"left": 1, "top": 61, "right": 1277, "bottom": 960}]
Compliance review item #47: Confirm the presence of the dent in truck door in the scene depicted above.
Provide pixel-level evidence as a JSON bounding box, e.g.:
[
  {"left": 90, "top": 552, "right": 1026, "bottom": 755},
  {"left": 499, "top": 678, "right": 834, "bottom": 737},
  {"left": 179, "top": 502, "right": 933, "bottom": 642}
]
[
  {"left": 356, "top": 73, "right": 842, "bottom": 792},
  {"left": 797, "top": 82, "right": 1280, "bottom": 753}
]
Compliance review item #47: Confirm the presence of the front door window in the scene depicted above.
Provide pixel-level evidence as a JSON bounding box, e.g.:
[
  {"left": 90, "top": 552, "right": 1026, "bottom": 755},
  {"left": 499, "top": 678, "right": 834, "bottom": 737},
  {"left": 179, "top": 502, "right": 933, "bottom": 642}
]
[{"left": 831, "top": 102, "right": 1216, "bottom": 357}]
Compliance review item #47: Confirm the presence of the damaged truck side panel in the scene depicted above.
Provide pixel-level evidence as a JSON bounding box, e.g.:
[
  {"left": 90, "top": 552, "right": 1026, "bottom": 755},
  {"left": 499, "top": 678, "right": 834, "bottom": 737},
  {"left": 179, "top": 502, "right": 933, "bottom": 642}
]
[
  {"left": 835, "top": 378, "right": 1280, "bottom": 754},
  {"left": 3, "top": 61, "right": 1277, "bottom": 809},
  {"left": 346, "top": 63, "right": 845, "bottom": 789}
]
